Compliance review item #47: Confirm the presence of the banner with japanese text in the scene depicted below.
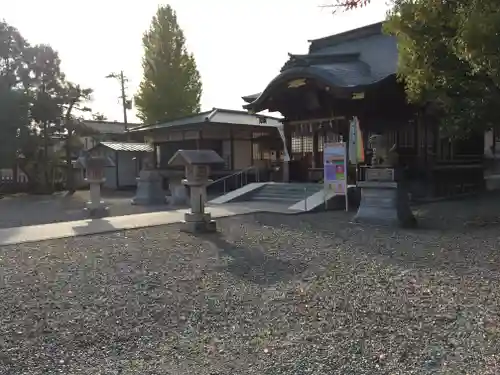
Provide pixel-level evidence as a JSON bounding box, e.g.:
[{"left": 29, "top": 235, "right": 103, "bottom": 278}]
[{"left": 324, "top": 142, "right": 347, "bottom": 196}]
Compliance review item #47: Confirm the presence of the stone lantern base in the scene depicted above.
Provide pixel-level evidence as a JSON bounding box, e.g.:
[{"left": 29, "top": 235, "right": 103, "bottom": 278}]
[
  {"left": 132, "top": 170, "right": 166, "bottom": 205},
  {"left": 84, "top": 204, "right": 109, "bottom": 218},
  {"left": 85, "top": 178, "right": 109, "bottom": 218},
  {"left": 353, "top": 175, "right": 416, "bottom": 228},
  {"left": 181, "top": 212, "right": 217, "bottom": 233}
]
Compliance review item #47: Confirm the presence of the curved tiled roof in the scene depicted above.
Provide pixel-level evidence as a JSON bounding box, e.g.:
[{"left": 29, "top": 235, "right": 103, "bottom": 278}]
[{"left": 243, "top": 21, "right": 398, "bottom": 113}]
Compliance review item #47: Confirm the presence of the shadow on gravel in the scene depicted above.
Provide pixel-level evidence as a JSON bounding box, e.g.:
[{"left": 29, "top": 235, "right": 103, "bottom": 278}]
[
  {"left": 242, "top": 199, "right": 500, "bottom": 279},
  {"left": 199, "top": 232, "right": 306, "bottom": 285},
  {"left": 249, "top": 192, "right": 500, "bottom": 233},
  {"left": 71, "top": 217, "right": 118, "bottom": 237}
]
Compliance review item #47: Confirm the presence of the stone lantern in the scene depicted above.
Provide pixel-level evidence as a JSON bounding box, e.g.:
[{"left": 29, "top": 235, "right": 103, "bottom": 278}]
[
  {"left": 76, "top": 153, "right": 115, "bottom": 218},
  {"left": 132, "top": 152, "right": 166, "bottom": 205},
  {"left": 168, "top": 149, "right": 224, "bottom": 233},
  {"left": 353, "top": 134, "right": 416, "bottom": 227}
]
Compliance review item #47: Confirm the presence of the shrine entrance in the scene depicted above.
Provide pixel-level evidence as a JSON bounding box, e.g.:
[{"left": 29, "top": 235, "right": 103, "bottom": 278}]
[
  {"left": 242, "top": 22, "right": 484, "bottom": 200},
  {"left": 286, "top": 117, "right": 350, "bottom": 182}
]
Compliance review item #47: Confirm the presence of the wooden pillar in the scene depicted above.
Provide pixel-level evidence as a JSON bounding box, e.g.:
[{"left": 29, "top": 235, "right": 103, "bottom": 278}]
[
  {"left": 312, "top": 131, "right": 319, "bottom": 168},
  {"left": 283, "top": 123, "right": 292, "bottom": 182},
  {"left": 196, "top": 129, "right": 202, "bottom": 149},
  {"left": 229, "top": 128, "right": 234, "bottom": 170},
  {"left": 153, "top": 142, "right": 158, "bottom": 169},
  {"left": 115, "top": 150, "right": 120, "bottom": 189}
]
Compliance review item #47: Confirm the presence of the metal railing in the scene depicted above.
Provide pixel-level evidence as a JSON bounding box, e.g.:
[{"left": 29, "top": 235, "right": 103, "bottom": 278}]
[{"left": 207, "top": 166, "right": 260, "bottom": 195}]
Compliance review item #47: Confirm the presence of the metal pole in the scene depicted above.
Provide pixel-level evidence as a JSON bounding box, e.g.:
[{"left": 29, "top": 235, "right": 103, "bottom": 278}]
[
  {"left": 304, "top": 187, "right": 307, "bottom": 211},
  {"left": 324, "top": 185, "right": 327, "bottom": 210},
  {"left": 344, "top": 141, "right": 349, "bottom": 212}
]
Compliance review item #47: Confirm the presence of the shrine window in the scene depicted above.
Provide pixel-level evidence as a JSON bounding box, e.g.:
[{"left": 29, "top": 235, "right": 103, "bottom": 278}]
[
  {"left": 303, "top": 136, "right": 313, "bottom": 153},
  {"left": 318, "top": 134, "right": 325, "bottom": 151},
  {"left": 398, "top": 122, "right": 416, "bottom": 148},
  {"left": 291, "top": 136, "right": 301, "bottom": 153}
]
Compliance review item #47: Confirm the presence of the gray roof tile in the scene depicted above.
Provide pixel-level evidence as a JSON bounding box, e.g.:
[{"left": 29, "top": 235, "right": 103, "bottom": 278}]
[
  {"left": 168, "top": 149, "right": 224, "bottom": 166},
  {"left": 99, "top": 142, "right": 154, "bottom": 152}
]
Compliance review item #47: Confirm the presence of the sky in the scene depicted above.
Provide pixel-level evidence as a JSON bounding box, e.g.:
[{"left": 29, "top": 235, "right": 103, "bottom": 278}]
[{"left": 3, "top": 0, "right": 389, "bottom": 124}]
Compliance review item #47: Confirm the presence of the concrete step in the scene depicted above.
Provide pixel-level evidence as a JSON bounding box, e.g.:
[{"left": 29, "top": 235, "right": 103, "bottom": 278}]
[
  {"left": 263, "top": 184, "right": 322, "bottom": 190},
  {"left": 257, "top": 186, "right": 323, "bottom": 194},
  {"left": 249, "top": 183, "right": 324, "bottom": 205},
  {"left": 209, "top": 182, "right": 326, "bottom": 208},
  {"left": 252, "top": 190, "right": 309, "bottom": 198},
  {"left": 251, "top": 196, "right": 301, "bottom": 203}
]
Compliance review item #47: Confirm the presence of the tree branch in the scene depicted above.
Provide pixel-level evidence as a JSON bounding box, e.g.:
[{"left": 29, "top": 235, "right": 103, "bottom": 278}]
[{"left": 320, "top": 0, "right": 372, "bottom": 12}]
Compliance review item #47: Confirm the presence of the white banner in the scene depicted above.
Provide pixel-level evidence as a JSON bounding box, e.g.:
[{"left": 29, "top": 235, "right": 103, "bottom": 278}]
[{"left": 277, "top": 124, "right": 290, "bottom": 162}]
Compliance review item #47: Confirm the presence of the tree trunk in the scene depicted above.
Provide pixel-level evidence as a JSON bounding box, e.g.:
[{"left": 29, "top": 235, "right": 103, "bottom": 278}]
[
  {"left": 42, "top": 121, "right": 51, "bottom": 193},
  {"left": 65, "top": 137, "right": 75, "bottom": 195}
]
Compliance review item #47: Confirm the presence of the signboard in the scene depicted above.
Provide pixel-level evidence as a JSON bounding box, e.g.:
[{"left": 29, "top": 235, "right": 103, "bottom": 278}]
[{"left": 324, "top": 142, "right": 348, "bottom": 211}]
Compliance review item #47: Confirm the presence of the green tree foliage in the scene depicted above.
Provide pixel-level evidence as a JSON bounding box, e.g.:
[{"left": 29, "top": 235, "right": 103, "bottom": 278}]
[
  {"left": 0, "top": 21, "right": 31, "bottom": 170},
  {"left": 59, "top": 82, "right": 93, "bottom": 193},
  {"left": 0, "top": 88, "right": 29, "bottom": 168},
  {"left": 325, "top": 0, "right": 500, "bottom": 136},
  {"left": 0, "top": 19, "right": 95, "bottom": 192},
  {"left": 384, "top": 0, "right": 500, "bottom": 135},
  {"left": 135, "top": 5, "right": 202, "bottom": 124}
]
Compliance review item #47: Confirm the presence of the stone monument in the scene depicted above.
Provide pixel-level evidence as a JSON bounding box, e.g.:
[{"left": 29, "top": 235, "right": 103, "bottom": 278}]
[
  {"left": 132, "top": 154, "right": 166, "bottom": 205},
  {"left": 353, "top": 134, "right": 416, "bottom": 227},
  {"left": 76, "top": 153, "right": 115, "bottom": 218},
  {"left": 168, "top": 149, "right": 224, "bottom": 233},
  {"left": 167, "top": 172, "right": 189, "bottom": 206}
]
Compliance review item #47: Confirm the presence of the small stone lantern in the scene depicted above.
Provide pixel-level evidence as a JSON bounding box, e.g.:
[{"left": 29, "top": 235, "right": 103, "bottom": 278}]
[
  {"left": 76, "top": 153, "right": 115, "bottom": 218},
  {"left": 168, "top": 149, "right": 224, "bottom": 233}
]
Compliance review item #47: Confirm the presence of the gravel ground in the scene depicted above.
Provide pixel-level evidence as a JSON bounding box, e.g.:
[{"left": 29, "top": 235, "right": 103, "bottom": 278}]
[
  {"left": 0, "top": 190, "right": 180, "bottom": 229},
  {"left": 1, "top": 197, "right": 500, "bottom": 374}
]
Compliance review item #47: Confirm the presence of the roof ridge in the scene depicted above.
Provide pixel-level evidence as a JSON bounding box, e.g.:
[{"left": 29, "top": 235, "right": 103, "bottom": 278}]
[
  {"left": 148, "top": 109, "right": 214, "bottom": 126},
  {"left": 308, "top": 21, "right": 384, "bottom": 53},
  {"left": 282, "top": 52, "right": 361, "bottom": 72},
  {"left": 101, "top": 141, "right": 148, "bottom": 144},
  {"left": 211, "top": 107, "right": 283, "bottom": 120}
]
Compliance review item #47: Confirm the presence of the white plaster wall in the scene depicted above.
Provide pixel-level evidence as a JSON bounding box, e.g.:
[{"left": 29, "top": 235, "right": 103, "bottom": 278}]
[
  {"left": 485, "top": 130, "right": 494, "bottom": 158},
  {"left": 117, "top": 152, "right": 138, "bottom": 187},
  {"left": 222, "top": 140, "right": 231, "bottom": 169},
  {"left": 103, "top": 166, "right": 117, "bottom": 189},
  {"left": 101, "top": 148, "right": 117, "bottom": 189},
  {"left": 232, "top": 140, "right": 252, "bottom": 169}
]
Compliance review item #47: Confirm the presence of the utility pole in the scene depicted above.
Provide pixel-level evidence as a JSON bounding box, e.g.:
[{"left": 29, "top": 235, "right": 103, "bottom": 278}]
[{"left": 106, "top": 70, "right": 131, "bottom": 130}]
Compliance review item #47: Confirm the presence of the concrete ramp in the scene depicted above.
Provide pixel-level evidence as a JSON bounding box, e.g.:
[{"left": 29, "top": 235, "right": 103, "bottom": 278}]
[
  {"left": 289, "top": 188, "right": 338, "bottom": 211},
  {"left": 209, "top": 182, "right": 351, "bottom": 212},
  {"left": 209, "top": 183, "right": 266, "bottom": 204}
]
